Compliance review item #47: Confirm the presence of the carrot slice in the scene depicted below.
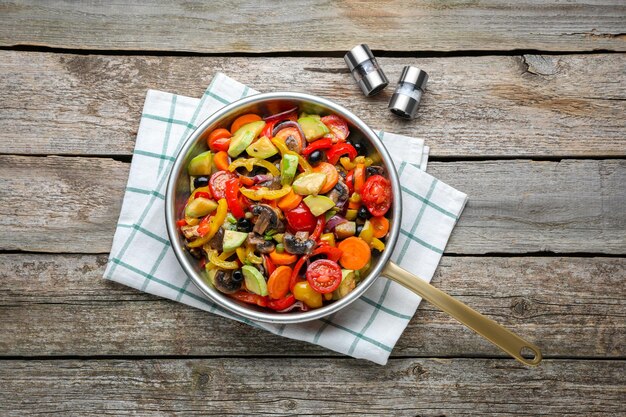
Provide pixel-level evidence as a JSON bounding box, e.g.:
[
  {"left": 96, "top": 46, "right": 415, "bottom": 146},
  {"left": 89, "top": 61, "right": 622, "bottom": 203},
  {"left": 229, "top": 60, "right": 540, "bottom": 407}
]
[
  {"left": 313, "top": 162, "right": 339, "bottom": 194},
  {"left": 214, "top": 151, "right": 230, "bottom": 171},
  {"left": 207, "top": 128, "right": 231, "bottom": 146},
  {"left": 277, "top": 190, "right": 303, "bottom": 212},
  {"left": 267, "top": 265, "right": 293, "bottom": 300},
  {"left": 230, "top": 113, "right": 262, "bottom": 134},
  {"left": 337, "top": 237, "right": 371, "bottom": 270},
  {"left": 269, "top": 250, "right": 298, "bottom": 266},
  {"left": 354, "top": 163, "right": 366, "bottom": 193},
  {"left": 370, "top": 216, "right": 390, "bottom": 238}
]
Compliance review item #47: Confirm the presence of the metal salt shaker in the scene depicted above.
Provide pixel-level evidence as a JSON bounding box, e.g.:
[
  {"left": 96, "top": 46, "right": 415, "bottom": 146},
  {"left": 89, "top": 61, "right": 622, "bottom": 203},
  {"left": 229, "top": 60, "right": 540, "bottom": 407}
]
[
  {"left": 344, "top": 44, "right": 389, "bottom": 96},
  {"left": 388, "top": 66, "right": 429, "bottom": 119}
]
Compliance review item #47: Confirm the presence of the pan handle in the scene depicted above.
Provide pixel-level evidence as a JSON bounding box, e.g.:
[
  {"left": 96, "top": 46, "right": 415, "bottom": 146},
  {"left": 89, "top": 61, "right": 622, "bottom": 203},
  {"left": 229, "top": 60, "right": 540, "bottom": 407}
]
[{"left": 382, "top": 261, "right": 542, "bottom": 366}]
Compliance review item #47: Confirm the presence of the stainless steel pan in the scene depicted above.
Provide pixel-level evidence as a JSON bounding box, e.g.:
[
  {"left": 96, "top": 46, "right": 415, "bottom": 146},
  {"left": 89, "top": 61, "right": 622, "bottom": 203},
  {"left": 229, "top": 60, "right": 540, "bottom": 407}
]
[{"left": 165, "top": 92, "right": 542, "bottom": 366}]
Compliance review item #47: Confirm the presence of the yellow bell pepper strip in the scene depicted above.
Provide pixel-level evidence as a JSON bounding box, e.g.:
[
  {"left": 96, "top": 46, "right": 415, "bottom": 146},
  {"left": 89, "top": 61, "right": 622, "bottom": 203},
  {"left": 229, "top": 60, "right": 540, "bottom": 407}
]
[
  {"left": 371, "top": 237, "right": 385, "bottom": 251},
  {"left": 320, "top": 232, "right": 336, "bottom": 247},
  {"left": 358, "top": 220, "right": 374, "bottom": 244},
  {"left": 236, "top": 247, "right": 247, "bottom": 264},
  {"left": 228, "top": 158, "right": 280, "bottom": 176},
  {"left": 219, "top": 250, "right": 236, "bottom": 261},
  {"left": 270, "top": 138, "right": 313, "bottom": 172},
  {"left": 340, "top": 156, "right": 356, "bottom": 171},
  {"left": 187, "top": 198, "right": 228, "bottom": 248},
  {"left": 246, "top": 246, "right": 263, "bottom": 264},
  {"left": 207, "top": 249, "right": 239, "bottom": 269},
  {"left": 239, "top": 184, "right": 292, "bottom": 201}
]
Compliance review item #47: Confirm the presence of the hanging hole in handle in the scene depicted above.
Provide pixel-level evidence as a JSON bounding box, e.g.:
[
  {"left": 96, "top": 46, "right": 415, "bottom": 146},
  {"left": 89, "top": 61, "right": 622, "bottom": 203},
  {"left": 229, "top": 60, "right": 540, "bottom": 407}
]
[{"left": 519, "top": 346, "right": 542, "bottom": 366}]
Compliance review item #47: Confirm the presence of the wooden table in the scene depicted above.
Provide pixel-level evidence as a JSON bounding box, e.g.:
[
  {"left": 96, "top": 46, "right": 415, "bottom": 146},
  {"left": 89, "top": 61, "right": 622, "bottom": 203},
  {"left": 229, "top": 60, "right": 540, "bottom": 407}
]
[{"left": 1, "top": 2, "right": 625, "bottom": 415}]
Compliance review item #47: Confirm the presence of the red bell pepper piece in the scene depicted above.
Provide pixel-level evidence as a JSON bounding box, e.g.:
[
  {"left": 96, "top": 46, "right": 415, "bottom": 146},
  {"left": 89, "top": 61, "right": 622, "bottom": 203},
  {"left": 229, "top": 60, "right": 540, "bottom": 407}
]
[
  {"left": 326, "top": 142, "right": 358, "bottom": 165},
  {"left": 194, "top": 191, "right": 211, "bottom": 199},
  {"left": 312, "top": 245, "right": 344, "bottom": 263},
  {"left": 290, "top": 255, "right": 309, "bottom": 291},
  {"left": 230, "top": 291, "right": 268, "bottom": 308},
  {"left": 262, "top": 120, "right": 276, "bottom": 139},
  {"left": 225, "top": 178, "right": 245, "bottom": 218},
  {"left": 310, "top": 215, "right": 326, "bottom": 242},
  {"left": 197, "top": 214, "right": 212, "bottom": 236},
  {"left": 345, "top": 169, "right": 355, "bottom": 194},
  {"left": 263, "top": 254, "right": 276, "bottom": 277},
  {"left": 302, "top": 138, "right": 333, "bottom": 156},
  {"left": 176, "top": 219, "right": 187, "bottom": 228},
  {"left": 267, "top": 294, "right": 296, "bottom": 311}
]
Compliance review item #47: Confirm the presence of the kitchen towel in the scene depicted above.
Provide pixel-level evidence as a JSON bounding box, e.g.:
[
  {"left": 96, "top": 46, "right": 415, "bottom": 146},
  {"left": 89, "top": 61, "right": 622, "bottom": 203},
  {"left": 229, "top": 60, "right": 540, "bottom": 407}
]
[{"left": 104, "top": 72, "right": 467, "bottom": 365}]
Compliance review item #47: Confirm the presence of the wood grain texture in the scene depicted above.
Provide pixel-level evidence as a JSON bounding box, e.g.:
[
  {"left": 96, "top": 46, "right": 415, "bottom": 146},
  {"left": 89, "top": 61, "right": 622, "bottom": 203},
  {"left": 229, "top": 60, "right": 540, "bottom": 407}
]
[
  {"left": 0, "top": 358, "right": 623, "bottom": 416},
  {"left": 1, "top": 51, "right": 624, "bottom": 157},
  {"left": 1, "top": 0, "right": 625, "bottom": 53},
  {"left": 1, "top": 254, "right": 623, "bottom": 358},
  {"left": 1, "top": 156, "right": 624, "bottom": 254}
]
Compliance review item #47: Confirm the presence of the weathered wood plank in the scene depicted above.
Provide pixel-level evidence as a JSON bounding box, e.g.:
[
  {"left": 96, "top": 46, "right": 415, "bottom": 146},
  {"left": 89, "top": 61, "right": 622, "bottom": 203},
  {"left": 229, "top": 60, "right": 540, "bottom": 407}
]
[
  {"left": 1, "top": 254, "right": 623, "bottom": 357},
  {"left": 1, "top": 51, "right": 624, "bottom": 157},
  {"left": 0, "top": 358, "right": 623, "bottom": 416},
  {"left": 1, "top": 156, "right": 624, "bottom": 254},
  {"left": 1, "top": 0, "right": 625, "bottom": 53}
]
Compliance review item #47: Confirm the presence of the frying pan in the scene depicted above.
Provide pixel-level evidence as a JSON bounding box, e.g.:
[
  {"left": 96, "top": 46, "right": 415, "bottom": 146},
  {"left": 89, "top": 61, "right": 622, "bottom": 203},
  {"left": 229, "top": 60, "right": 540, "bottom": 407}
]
[{"left": 165, "top": 92, "right": 542, "bottom": 366}]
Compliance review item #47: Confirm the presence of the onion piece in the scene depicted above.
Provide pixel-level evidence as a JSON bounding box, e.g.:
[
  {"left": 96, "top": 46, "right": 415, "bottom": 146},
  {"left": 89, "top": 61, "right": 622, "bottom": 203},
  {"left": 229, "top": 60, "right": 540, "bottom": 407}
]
[
  {"left": 273, "top": 120, "right": 306, "bottom": 138},
  {"left": 324, "top": 215, "right": 348, "bottom": 232},
  {"left": 264, "top": 106, "right": 298, "bottom": 123},
  {"left": 251, "top": 174, "right": 273, "bottom": 184},
  {"left": 277, "top": 300, "right": 310, "bottom": 313}
]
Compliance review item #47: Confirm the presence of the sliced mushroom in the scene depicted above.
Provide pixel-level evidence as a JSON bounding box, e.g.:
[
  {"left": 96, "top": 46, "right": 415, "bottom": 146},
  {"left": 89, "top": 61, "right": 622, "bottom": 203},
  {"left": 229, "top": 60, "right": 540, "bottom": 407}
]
[
  {"left": 252, "top": 204, "right": 282, "bottom": 234},
  {"left": 246, "top": 232, "right": 275, "bottom": 254},
  {"left": 284, "top": 134, "right": 302, "bottom": 153},
  {"left": 327, "top": 181, "right": 350, "bottom": 208},
  {"left": 181, "top": 225, "right": 200, "bottom": 240},
  {"left": 208, "top": 227, "right": 224, "bottom": 251},
  {"left": 283, "top": 232, "right": 315, "bottom": 255},
  {"left": 213, "top": 270, "right": 242, "bottom": 294}
]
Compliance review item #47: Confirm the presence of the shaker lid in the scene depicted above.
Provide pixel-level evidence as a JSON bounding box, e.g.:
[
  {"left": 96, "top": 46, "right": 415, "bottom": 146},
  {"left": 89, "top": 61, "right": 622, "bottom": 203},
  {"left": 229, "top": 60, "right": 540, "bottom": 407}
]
[
  {"left": 344, "top": 44, "right": 375, "bottom": 71},
  {"left": 399, "top": 66, "right": 428, "bottom": 90}
]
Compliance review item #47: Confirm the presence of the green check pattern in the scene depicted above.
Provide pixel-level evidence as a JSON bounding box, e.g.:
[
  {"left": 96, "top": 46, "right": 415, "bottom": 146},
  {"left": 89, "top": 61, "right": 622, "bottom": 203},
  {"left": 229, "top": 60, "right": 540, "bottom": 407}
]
[{"left": 104, "top": 73, "right": 467, "bottom": 365}]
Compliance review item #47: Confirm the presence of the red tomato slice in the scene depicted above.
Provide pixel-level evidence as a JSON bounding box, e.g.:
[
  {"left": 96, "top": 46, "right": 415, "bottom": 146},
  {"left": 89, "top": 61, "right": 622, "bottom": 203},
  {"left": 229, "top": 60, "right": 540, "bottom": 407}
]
[
  {"left": 306, "top": 259, "right": 342, "bottom": 294},
  {"left": 209, "top": 171, "right": 237, "bottom": 200},
  {"left": 284, "top": 202, "right": 317, "bottom": 233},
  {"left": 321, "top": 115, "right": 350, "bottom": 141},
  {"left": 229, "top": 291, "right": 268, "bottom": 307},
  {"left": 360, "top": 175, "right": 392, "bottom": 217}
]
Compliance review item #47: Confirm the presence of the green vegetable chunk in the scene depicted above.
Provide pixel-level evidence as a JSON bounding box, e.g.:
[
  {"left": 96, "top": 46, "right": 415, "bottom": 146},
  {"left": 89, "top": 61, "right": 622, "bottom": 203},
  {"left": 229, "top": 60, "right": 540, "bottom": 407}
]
[
  {"left": 228, "top": 120, "right": 266, "bottom": 157},
  {"left": 280, "top": 153, "right": 299, "bottom": 185},
  {"left": 303, "top": 195, "right": 336, "bottom": 217},
  {"left": 246, "top": 136, "right": 278, "bottom": 159},
  {"left": 185, "top": 197, "right": 218, "bottom": 218},
  {"left": 292, "top": 172, "right": 326, "bottom": 195},
  {"left": 187, "top": 151, "right": 213, "bottom": 176},
  {"left": 222, "top": 230, "right": 248, "bottom": 252},
  {"left": 297, "top": 116, "right": 329, "bottom": 141},
  {"left": 242, "top": 265, "right": 268, "bottom": 296}
]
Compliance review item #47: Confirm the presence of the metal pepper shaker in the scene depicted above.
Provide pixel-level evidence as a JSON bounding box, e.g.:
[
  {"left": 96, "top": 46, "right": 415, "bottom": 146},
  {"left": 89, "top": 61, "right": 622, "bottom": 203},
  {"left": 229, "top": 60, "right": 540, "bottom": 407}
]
[
  {"left": 388, "top": 66, "right": 429, "bottom": 119},
  {"left": 344, "top": 44, "right": 389, "bottom": 96}
]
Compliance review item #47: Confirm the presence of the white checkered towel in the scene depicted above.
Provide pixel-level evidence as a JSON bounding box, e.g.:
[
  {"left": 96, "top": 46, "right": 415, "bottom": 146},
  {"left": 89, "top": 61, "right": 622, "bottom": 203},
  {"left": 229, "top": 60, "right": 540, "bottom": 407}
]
[{"left": 104, "top": 72, "right": 467, "bottom": 365}]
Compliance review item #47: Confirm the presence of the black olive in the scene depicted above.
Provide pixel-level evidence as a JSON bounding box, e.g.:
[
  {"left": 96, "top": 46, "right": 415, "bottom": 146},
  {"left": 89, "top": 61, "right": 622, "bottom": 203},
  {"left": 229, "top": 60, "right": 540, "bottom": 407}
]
[
  {"left": 308, "top": 150, "right": 323, "bottom": 165},
  {"left": 193, "top": 176, "right": 209, "bottom": 188},
  {"left": 356, "top": 224, "right": 364, "bottom": 235},
  {"left": 232, "top": 270, "right": 244, "bottom": 283},
  {"left": 349, "top": 141, "right": 366, "bottom": 156},
  {"left": 237, "top": 218, "right": 253, "bottom": 233},
  {"left": 366, "top": 166, "right": 385, "bottom": 177},
  {"left": 358, "top": 206, "right": 371, "bottom": 219}
]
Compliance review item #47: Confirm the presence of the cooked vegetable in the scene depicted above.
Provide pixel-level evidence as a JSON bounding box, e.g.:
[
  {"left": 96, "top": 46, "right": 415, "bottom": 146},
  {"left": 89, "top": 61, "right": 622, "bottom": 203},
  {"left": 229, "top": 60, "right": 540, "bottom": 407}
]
[
  {"left": 242, "top": 265, "right": 268, "bottom": 296},
  {"left": 179, "top": 108, "right": 393, "bottom": 312},
  {"left": 188, "top": 151, "right": 213, "bottom": 176},
  {"left": 337, "top": 237, "right": 371, "bottom": 270}
]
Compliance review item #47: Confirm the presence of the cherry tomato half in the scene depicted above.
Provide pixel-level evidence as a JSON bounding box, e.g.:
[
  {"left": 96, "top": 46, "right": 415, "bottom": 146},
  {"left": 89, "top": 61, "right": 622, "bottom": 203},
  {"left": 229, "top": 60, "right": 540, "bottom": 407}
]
[
  {"left": 321, "top": 115, "right": 350, "bottom": 141},
  {"left": 209, "top": 170, "right": 238, "bottom": 200},
  {"left": 284, "top": 202, "right": 317, "bottom": 233},
  {"left": 360, "top": 174, "right": 392, "bottom": 217},
  {"left": 306, "top": 259, "right": 342, "bottom": 294}
]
